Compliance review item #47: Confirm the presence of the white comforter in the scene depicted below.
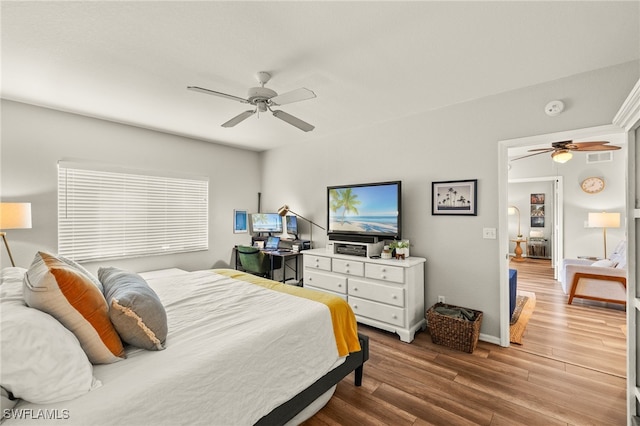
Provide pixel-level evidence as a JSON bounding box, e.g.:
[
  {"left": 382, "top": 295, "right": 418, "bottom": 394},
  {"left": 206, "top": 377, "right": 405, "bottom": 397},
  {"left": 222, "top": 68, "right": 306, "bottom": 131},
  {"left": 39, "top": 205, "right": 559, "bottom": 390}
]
[{"left": 6, "top": 270, "right": 341, "bottom": 425}]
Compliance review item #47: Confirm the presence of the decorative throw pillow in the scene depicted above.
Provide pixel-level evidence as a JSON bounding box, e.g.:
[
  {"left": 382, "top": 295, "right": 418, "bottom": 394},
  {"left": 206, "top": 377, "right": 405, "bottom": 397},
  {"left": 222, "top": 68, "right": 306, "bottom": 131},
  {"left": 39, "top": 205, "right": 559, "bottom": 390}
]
[
  {"left": 22, "top": 252, "right": 125, "bottom": 364},
  {"left": 1, "top": 283, "right": 101, "bottom": 404},
  {"left": 99, "top": 267, "right": 168, "bottom": 351}
]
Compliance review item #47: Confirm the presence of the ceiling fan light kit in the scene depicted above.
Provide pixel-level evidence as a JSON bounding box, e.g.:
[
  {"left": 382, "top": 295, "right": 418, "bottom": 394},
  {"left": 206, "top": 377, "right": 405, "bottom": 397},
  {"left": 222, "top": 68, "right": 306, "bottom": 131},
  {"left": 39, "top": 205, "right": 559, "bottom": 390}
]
[
  {"left": 188, "top": 71, "right": 316, "bottom": 132},
  {"left": 551, "top": 149, "right": 573, "bottom": 163}
]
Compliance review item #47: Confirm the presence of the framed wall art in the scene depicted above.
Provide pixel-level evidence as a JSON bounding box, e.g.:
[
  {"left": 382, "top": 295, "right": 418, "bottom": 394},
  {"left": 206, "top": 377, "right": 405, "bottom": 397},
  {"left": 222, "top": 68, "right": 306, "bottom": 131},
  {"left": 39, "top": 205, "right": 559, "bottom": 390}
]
[
  {"left": 432, "top": 179, "right": 478, "bottom": 216},
  {"left": 233, "top": 209, "right": 248, "bottom": 233}
]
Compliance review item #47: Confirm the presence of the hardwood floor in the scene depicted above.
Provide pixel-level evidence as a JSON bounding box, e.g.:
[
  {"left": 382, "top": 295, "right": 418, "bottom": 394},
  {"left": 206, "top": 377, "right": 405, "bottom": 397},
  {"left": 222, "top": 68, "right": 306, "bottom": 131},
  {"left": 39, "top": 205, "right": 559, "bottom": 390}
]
[{"left": 303, "top": 258, "right": 627, "bottom": 425}]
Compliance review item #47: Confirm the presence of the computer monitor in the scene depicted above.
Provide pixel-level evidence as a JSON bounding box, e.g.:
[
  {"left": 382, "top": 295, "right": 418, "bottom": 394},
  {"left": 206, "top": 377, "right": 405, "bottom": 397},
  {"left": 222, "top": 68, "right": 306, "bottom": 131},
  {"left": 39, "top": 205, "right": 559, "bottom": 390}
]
[
  {"left": 265, "top": 236, "right": 280, "bottom": 250},
  {"left": 285, "top": 215, "right": 298, "bottom": 236},
  {"left": 249, "top": 213, "right": 283, "bottom": 234}
]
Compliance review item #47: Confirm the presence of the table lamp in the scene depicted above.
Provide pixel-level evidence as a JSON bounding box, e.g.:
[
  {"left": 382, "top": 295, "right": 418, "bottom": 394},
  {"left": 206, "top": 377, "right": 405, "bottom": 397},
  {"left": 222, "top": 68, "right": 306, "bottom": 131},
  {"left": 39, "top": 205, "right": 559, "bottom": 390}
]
[
  {"left": 508, "top": 205, "right": 522, "bottom": 238},
  {"left": 0, "top": 202, "right": 32, "bottom": 267},
  {"left": 277, "top": 205, "right": 325, "bottom": 248},
  {"left": 588, "top": 211, "right": 620, "bottom": 259}
]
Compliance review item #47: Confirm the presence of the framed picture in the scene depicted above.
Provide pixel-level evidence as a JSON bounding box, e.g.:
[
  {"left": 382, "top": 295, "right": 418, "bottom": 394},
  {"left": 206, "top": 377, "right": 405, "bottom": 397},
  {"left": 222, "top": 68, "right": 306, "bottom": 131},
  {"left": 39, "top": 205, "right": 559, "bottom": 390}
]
[
  {"left": 233, "top": 209, "right": 248, "bottom": 233},
  {"left": 531, "top": 204, "right": 545, "bottom": 217},
  {"left": 432, "top": 179, "right": 478, "bottom": 216},
  {"left": 531, "top": 216, "right": 545, "bottom": 228},
  {"left": 530, "top": 193, "right": 545, "bottom": 204}
]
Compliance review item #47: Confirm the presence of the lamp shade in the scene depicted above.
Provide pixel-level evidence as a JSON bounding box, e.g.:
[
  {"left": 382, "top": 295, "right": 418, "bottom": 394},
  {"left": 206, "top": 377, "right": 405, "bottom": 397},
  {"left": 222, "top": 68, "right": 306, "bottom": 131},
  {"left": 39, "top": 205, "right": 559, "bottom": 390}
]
[
  {"left": 0, "top": 203, "right": 32, "bottom": 229},
  {"left": 277, "top": 205, "right": 289, "bottom": 216},
  {"left": 588, "top": 212, "right": 620, "bottom": 228}
]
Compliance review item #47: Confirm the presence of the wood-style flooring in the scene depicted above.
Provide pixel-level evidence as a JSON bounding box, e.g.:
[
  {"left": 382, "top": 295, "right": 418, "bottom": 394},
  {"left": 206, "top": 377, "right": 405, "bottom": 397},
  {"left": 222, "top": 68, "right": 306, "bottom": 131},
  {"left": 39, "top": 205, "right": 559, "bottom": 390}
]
[{"left": 302, "top": 258, "right": 627, "bottom": 425}]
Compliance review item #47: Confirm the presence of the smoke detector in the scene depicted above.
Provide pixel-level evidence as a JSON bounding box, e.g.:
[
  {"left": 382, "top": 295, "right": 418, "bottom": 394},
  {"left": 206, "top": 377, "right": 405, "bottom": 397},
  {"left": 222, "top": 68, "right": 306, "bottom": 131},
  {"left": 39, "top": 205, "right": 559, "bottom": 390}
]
[{"left": 545, "top": 100, "right": 565, "bottom": 116}]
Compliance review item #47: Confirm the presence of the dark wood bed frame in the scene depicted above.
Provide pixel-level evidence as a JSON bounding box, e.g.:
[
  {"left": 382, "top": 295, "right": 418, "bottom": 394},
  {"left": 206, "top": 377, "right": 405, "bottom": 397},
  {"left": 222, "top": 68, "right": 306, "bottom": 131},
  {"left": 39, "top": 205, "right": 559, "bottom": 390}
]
[{"left": 255, "top": 332, "right": 369, "bottom": 425}]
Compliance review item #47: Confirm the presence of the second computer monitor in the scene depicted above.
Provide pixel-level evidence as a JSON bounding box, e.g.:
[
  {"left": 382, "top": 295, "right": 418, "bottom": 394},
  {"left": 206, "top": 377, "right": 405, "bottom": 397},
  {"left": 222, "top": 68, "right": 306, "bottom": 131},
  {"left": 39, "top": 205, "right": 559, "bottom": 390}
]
[
  {"left": 285, "top": 215, "right": 298, "bottom": 236},
  {"left": 250, "top": 213, "right": 283, "bottom": 234}
]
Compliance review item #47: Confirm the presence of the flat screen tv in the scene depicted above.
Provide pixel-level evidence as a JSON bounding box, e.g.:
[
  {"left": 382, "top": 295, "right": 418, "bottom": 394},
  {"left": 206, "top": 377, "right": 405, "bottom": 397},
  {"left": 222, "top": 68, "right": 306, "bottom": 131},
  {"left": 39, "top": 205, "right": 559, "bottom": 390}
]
[
  {"left": 327, "top": 180, "right": 401, "bottom": 240},
  {"left": 249, "top": 213, "right": 283, "bottom": 234}
]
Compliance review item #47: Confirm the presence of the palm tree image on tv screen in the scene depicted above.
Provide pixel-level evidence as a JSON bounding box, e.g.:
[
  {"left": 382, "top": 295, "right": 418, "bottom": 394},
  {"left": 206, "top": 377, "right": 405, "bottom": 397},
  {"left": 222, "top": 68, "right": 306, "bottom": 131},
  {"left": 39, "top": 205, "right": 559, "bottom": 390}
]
[{"left": 328, "top": 184, "right": 399, "bottom": 235}]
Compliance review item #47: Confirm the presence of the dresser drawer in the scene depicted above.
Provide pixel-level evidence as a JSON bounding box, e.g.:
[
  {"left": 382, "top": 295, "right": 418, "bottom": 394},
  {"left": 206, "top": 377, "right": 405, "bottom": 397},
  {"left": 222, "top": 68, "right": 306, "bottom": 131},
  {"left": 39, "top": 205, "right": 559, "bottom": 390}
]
[
  {"left": 304, "top": 285, "right": 347, "bottom": 301},
  {"left": 349, "top": 297, "right": 405, "bottom": 327},
  {"left": 348, "top": 278, "right": 405, "bottom": 307},
  {"left": 332, "top": 259, "right": 364, "bottom": 276},
  {"left": 304, "top": 255, "right": 332, "bottom": 271},
  {"left": 365, "top": 263, "right": 404, "bottom": 283},
  {"left": 304, "top": 270, "right": 347, "bottom": 294}
]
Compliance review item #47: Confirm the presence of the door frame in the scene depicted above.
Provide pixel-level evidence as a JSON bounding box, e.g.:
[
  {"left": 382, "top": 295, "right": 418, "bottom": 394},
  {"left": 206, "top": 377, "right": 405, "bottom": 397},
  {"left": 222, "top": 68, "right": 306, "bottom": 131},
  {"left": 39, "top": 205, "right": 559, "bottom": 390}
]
[
  {"left": 612, "top": 77, "right": 639, "bottom": 424},
  {"left": 497, "top": 123, "right": 626, "bottom": 348}
]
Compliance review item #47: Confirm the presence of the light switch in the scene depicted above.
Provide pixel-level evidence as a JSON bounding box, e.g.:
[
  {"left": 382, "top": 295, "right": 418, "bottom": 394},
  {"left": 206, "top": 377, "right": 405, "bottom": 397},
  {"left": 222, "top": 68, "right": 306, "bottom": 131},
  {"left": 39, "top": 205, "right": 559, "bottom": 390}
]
[{"left": 483, "top": 228, "right": 497, "bottom": 239}]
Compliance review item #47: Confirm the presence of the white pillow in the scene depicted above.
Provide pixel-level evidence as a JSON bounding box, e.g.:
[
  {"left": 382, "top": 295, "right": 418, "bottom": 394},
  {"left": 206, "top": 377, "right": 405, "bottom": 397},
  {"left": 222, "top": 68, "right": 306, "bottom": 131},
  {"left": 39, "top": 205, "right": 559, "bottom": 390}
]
[
  {"left": 591, "top": 259, "right": 615, "bottom": 268},
  {"left": 0, "top": 297, "right": 101, "bottom": 404}
]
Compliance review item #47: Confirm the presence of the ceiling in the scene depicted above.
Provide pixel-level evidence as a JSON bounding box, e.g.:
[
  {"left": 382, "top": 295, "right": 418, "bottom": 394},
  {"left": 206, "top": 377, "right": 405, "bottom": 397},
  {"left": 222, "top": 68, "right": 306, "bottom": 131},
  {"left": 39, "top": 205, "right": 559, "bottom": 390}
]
[{"left": 2, "top": 1, "right": 639, "bottom": 152}]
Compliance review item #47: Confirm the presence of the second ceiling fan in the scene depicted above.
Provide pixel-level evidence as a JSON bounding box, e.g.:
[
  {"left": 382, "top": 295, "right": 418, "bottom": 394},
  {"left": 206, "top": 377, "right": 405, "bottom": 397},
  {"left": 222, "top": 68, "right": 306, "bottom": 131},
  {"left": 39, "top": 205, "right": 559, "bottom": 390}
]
[
  {"left": 188, "top": 72, "right": 316, "bottom": 132},
  {"left": 512, "top": 140, "right": 621, "bottom": 163}
]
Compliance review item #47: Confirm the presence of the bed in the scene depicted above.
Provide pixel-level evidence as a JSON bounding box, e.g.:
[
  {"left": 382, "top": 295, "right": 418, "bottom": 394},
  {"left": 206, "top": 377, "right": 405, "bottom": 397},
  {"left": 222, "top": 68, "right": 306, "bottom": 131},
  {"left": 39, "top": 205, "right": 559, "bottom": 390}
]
[{"left": 0, "top": 255, "right": 368, "bottom": 425}]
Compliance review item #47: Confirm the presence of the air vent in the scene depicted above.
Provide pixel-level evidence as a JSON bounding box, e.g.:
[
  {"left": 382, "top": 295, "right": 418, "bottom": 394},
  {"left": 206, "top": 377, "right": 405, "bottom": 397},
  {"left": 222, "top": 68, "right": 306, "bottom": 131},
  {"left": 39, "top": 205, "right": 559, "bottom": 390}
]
[{"left": 586, "top": 151, "right": 613, "bottom": 164}]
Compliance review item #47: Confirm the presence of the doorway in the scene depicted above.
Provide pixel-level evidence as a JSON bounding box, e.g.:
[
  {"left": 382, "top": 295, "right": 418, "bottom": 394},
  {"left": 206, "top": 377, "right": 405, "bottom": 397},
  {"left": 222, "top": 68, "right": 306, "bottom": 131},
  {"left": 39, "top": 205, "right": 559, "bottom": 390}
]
[{"left": 498, "top": 123, "right": 627, "bottom": 347}]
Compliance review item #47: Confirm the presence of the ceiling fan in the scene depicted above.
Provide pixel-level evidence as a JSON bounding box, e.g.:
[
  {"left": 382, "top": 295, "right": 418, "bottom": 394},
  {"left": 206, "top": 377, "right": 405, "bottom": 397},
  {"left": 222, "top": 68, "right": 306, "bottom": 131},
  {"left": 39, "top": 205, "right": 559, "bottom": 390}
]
[
  {"left": 511, "top": 140, "right": 621, "bottom": 163},
  {"left": 188, "top": 72, "right": 316, "bottom": 132}
]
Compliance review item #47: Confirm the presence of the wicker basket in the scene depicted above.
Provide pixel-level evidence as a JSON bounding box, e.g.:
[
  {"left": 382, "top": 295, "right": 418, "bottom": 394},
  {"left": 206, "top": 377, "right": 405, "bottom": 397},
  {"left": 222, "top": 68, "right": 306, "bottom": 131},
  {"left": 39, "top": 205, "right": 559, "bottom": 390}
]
[{"left": 426, "top": 302, "right": 483, "bottom": 353}]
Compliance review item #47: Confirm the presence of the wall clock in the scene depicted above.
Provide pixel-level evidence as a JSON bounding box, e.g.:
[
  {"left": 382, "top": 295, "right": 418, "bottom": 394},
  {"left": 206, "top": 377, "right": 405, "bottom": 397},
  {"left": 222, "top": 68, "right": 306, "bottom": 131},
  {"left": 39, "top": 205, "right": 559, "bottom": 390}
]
[{"left": 580, "top": 176, "right": 605, "bottom": 194}]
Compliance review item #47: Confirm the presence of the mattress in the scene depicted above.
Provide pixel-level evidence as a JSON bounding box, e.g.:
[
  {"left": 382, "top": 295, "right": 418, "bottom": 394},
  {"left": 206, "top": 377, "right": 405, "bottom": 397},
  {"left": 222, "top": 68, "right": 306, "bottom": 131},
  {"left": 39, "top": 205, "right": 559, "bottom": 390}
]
[{"left": 4, "top": 269, "right": 351, "bottom": 425}]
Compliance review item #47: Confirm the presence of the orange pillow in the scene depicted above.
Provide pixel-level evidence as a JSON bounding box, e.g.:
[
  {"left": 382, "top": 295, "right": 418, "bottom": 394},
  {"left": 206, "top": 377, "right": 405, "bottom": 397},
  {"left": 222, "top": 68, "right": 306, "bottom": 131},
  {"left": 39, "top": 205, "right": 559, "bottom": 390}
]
[{"left": 23, "top": 252, "right": 125, "bottom": 364}]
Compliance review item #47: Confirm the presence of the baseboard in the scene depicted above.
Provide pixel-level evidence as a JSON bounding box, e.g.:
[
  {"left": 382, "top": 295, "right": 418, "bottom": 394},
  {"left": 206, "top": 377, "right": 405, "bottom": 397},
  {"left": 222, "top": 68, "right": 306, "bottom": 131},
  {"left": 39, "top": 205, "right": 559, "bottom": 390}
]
[{"left": 479, "top": 333, "right": 501, "bottom": 346}]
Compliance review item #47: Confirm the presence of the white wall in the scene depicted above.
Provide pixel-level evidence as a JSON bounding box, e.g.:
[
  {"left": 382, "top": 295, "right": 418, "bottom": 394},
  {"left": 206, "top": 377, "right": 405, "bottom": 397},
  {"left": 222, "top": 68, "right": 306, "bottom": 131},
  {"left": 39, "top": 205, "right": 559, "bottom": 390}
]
[
  {"left": 1, "top": 100, "right": 262, "bottom": 274},
  {"left": 260, "top": 61, "right": 639, "bottom": 340}
]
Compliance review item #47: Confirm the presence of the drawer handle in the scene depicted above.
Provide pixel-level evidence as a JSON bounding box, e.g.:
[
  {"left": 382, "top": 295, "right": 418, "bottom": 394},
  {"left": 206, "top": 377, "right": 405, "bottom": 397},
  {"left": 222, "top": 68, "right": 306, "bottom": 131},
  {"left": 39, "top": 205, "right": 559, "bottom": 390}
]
[
  {"left": 345, "top": 263, "right": 349, "bottom": 266},
  {"left": 392, "top": 294, "right": 397, "bottom": 299},
  {"left": 392, "top": 314, "right": 397, "bottom": 319},
  {"left": 346, "top": 269, "right": 350, "bottom": 274},
  {"left": 353, "top": 287, "right": 358, "bottom": 291},
  {"left": 338, "top": 283, "right": 342, "bottom": 287},
  {"left": 353, "top": 304, "right": 358, "bottom": 309},
  {"left": 381, "top": 268, "right": 386, "bottom": 272},
  {"left": 381, "top": 275, "right": 386, "bottom": 280}
]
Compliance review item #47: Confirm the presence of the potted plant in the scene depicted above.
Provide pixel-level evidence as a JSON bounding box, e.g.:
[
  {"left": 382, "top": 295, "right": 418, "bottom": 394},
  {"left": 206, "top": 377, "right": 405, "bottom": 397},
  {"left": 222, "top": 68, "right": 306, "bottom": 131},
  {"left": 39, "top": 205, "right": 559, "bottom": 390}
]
[{"left": 389, "top": 240, "right": 410, "bottom": 259}]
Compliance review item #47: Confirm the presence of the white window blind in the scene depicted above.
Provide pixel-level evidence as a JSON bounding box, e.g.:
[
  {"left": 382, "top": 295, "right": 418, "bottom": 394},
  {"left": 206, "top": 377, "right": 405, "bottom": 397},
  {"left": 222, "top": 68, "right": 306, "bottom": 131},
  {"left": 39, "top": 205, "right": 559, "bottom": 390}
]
[{"left": 58, "top": 162, "right": 208, "bottom": 262}]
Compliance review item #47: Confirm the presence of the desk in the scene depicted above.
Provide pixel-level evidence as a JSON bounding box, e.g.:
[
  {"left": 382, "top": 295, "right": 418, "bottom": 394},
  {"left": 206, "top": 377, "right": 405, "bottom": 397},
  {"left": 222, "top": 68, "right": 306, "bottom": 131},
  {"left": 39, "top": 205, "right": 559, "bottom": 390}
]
[{"left": 234, "top": 247, "right": 302, "bottom": 284}]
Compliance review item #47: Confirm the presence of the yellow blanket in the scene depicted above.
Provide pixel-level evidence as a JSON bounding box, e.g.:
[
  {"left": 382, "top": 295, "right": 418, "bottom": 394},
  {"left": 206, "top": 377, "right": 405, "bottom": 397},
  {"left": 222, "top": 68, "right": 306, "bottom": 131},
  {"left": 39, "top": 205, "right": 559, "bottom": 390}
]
[{"left": 212, "top": 269, "right": 361, "bottom": 357}]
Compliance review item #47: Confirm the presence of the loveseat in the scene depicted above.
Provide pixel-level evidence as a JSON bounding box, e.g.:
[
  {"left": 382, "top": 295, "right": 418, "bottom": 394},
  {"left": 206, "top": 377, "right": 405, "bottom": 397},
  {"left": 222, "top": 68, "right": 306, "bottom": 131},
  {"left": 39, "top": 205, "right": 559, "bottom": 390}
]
[{"left": 560, "top": 240, "right": 627, "bottom": 306}]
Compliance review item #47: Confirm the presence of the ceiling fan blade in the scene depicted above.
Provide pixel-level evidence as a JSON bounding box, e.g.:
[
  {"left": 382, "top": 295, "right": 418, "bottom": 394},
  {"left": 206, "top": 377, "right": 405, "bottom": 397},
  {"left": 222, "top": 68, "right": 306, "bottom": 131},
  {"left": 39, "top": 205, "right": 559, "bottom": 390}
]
[
  {"left": 527, "top": 148, "right": 555, "bottom": 153},
  {"left": 222, "top": 110, "right": 255, "bottom": 128},
  {"left": 270, "top": 88, "right": 316, "bottom": 106},
  {"left": 571, "top": 144, "right": 621, "bottom": 151},
  {"left": 569, "top": 141, "right": 620, "bottom": 151},
  {"left": 271, "top": 110, "right": 315, "bottom": 132},
  {"left": 511, "top": 151, "right": 551, "bottom": 161},
  {"left": 187, "top": 86, "right": 249, "bottom": 104}
]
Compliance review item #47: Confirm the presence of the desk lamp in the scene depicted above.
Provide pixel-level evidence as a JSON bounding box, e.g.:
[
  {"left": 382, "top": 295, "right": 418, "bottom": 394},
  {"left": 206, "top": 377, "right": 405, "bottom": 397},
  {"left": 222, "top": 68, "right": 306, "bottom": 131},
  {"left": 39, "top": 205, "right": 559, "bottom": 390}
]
[
  {"left": 0, "top": 202, "right": 32, "bottom": 267},
  {"left": 277, "top": 205, "right": 325, "bottom": 248},
  {"left": 588, "top": 211, "right": 620, "bottom": 259}
]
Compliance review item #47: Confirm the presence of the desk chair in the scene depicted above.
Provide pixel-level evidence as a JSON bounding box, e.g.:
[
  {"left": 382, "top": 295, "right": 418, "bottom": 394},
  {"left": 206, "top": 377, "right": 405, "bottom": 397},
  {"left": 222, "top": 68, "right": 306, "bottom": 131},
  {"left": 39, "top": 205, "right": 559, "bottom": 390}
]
[{"left": 237, "top": 245, "right": 282, "bottom": 279}]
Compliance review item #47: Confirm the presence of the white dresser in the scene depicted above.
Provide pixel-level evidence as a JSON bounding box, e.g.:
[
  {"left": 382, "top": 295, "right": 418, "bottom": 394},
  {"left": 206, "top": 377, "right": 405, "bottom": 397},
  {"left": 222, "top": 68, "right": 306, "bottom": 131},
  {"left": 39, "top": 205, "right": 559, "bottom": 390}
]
[{"left": 302, "top": 248, "right": 426, "bottom": 343}]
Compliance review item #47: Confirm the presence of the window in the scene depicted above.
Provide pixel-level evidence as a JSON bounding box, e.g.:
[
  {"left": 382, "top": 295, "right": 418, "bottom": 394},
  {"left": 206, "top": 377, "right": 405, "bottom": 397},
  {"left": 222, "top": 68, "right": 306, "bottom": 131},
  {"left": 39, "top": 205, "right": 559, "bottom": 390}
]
[{"left": 58, "top": 161, "right": 208, "bottom": 262}]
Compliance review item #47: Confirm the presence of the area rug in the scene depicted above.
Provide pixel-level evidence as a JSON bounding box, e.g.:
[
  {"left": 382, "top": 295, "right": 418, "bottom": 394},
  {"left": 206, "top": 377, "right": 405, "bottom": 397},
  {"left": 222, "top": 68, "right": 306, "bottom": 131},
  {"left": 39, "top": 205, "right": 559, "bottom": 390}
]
[{"left": 510, "top": 291, "right": 536, "bottom": 345}]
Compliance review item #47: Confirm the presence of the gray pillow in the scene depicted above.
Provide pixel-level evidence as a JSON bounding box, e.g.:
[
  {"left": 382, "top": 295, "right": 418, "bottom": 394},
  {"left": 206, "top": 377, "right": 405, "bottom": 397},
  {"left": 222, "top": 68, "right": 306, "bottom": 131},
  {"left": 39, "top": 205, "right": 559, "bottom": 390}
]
[{"left": 98, "top": 267, "right": 167, "bottom": 351}]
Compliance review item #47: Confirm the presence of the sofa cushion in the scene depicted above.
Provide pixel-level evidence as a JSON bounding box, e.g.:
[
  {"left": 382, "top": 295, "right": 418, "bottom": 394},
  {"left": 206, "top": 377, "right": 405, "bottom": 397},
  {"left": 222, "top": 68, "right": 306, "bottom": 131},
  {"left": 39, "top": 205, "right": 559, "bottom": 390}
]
[{"left": 592, "top": 259, "right": 616, "bottom": 268}]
